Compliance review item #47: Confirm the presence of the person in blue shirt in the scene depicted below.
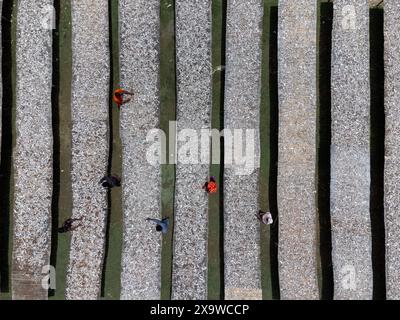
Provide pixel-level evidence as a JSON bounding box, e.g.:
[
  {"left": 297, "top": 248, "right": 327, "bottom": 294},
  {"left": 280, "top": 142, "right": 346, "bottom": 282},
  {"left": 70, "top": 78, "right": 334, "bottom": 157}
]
[{"left": 146, "top": 217, "right": 169, "bottom": 234}]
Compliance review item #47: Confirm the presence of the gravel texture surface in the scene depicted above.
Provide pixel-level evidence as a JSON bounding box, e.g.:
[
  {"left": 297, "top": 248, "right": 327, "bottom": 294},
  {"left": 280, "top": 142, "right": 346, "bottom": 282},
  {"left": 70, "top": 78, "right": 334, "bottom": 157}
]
[
  {"left": 277, "top": 0, "right": 319, "bottom": 300},
  {"left": 171, "top": 0, "right": 212, "bottom": 300},
  {"left": 384, "top": 0, "right": 400, "bottom": 301},
  {"left": 172, "top": 0, "right": 212, "bottom": 300},
  {"left": 65, "top": 0, "right": 109, "bottom": 300},
  {"left": 119, "top": 0, "right": 162, "bottom": 300},
  {"left": 331, "top": 0, "right": 372, "bottom": 300},
  {"left": 12, "top": 0, "right": 53, "bottom": 300},
  {"left": 223, "top": 0, "right": 263, "bottom": 300}
]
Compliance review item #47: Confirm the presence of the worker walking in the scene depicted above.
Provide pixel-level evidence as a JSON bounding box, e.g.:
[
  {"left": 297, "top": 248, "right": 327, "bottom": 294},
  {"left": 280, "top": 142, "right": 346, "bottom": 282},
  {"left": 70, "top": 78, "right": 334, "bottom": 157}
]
[
  {"left": 58, "top": 217, "right": 83, "bottom": 233},
  {"left": 146, "top": 217, "right": 169, "bottom": 234},
  {"left": 113, "top": 88, "right": 134, "bottom": 108},
  {"left": 100, "top": 175, "right": 121, "bottom": 189},
  {"left": 202, "top": 176, "right": 217, "bottom": 194},
  {"left": 256, "top": 210, "right": 273, "bottom": 225}
]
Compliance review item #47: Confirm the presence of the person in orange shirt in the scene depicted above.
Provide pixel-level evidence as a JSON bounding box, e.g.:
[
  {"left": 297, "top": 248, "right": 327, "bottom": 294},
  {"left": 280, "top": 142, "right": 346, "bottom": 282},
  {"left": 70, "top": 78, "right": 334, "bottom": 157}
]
[
  {"left": 113, "top": 88, "right": 134, "bottom": 108},
  {"left": 202, "top": 176, "right": 217, "bottom": 194}
]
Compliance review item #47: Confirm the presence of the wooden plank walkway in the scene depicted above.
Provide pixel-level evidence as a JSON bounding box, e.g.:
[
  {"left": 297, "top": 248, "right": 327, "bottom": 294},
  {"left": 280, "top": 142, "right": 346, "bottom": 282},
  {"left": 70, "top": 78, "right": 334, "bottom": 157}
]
[
  {"left": 119, "top": 0, "right": 162, "bottom": 300},
  {"left": 277, "top": 0, "right": 319, "bottom": 300},
  {"left": 65, "top": 0, "right": 109, "bottom": 300},
  {"left": 12, "top": 0, "right": 53, "bottom": 300},
  {"left": 223, "top": 0, "right": 263, "bottom": 300},
  {"left": 331, "top": 0, "right": 372, "bottom": 299}
]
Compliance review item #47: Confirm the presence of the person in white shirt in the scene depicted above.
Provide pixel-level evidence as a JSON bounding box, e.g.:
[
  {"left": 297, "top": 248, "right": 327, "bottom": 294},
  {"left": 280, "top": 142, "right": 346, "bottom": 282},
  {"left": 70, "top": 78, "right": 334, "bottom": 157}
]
[{"left": 256, "top": 210, "right": 273, "bottom": 225}]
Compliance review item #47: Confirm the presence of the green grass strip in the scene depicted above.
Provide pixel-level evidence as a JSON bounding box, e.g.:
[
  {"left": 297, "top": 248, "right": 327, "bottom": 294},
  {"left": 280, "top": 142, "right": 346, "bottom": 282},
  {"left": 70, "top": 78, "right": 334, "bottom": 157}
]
[
  {"left": 0, "top": 0, "right": 17, "bottom": 300},
  {"left": 207, "top": 0, "right": 226, "bottom": 300},
  {"left": 101, "top": 0, "right": 123, "bottom": 300},
  {"left": 316, "top": 0, "right": 334, "bottom": 300},
  {"left": 259, "top": 0, "right": 279, "bottom": 300},
  {"left": 315, "top": 0, "right": 323, "bottom": 299},
  {"left": 369, "top": 6, "right": 385, "bottom": 300},
  {"left": 49, "top": 0, "right": 72, "bottom": 300},
  {"left": 160, "top": 0, "right": 177, "bottom": 300}
]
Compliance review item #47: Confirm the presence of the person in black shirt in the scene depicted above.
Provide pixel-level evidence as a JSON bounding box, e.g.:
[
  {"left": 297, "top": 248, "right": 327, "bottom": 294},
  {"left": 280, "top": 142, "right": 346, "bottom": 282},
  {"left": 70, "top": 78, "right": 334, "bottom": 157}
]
[
  {"left": 58, "top": 217, "right": 83, "bottom": 233},
  {"left": 100, "top": 175, "right": 121, "bottom": 188}
]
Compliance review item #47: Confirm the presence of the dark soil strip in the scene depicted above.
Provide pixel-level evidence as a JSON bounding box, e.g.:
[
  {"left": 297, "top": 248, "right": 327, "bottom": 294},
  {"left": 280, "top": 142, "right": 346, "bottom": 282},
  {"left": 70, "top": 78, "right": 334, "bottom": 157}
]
[
  {"left": 259, "top": 0, "right": 279, "bottom": 300},
  {"left": 100, "top": 0, "right": 123, "bottom": 300},
  {"left": 266, "top": 4, "right": 280, "bottom": 300},
  {"left": 49, "top": 0, "right": 61, "bottom": 297},
  {"left": 0, "top": 0, "right": 16, "bottom": 299},
  {"left": 369, "top": 7, "right": 386, "bottom": 300},
  {"left": 208, "top": 0, "right": 226, "bottom": 300},
  {"left": 160, "top": 0, "right": 177, "bottom": 300},
  {"left": 316, "top": 1, "right": 334, "bottom": 300},
  {"left": 48, "top": 0, "right": 72, "bottom": 300}
]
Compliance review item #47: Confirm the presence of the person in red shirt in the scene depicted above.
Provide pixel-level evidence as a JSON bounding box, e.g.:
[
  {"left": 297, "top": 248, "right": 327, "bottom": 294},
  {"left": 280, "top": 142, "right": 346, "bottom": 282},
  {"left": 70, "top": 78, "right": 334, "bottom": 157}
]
[
  {"left": 202, "top": 176, "right": 217, "bottom": 194},
  {"left": 113, "top": 88, "right": 134, "bottom": 108}
]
